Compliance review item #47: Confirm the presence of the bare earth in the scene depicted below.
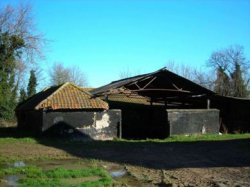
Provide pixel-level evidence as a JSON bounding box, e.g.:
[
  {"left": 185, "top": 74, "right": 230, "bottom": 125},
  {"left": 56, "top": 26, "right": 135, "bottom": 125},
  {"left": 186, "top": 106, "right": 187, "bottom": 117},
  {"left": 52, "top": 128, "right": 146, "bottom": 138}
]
[{"left": 0, "top": 138, "right": 250, "bottom": 186}]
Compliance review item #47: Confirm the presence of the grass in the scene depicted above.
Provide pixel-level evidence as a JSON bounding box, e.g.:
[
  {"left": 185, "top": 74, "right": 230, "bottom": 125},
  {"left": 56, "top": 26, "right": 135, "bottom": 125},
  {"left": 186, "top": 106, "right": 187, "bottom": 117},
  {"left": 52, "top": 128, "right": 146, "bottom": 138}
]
[
  {"left": 0, "top": 133, "right": 249, "bottom": 186},
  {"left": 1, "top": 133, "right": 250, "bottom": 144},
  {"left": 0, "top": 137, "right": 37, "bottom": 144},
  {"left": 115, "top": 133, "right": 250, "bottom": 143},
  {"left": 160, "top": 133, "right": 250, "bottom": 142},
  {"left": 0, "top": 133, "right": 249, "bottom": 162},
  {"left": 0, "top": 165, "right": 113, "bottom": 187}
]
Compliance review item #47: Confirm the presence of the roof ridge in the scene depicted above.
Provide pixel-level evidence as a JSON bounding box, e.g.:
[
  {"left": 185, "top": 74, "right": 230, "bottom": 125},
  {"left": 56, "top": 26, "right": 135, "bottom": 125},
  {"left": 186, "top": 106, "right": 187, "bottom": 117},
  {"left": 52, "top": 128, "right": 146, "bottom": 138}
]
[
  {"left": 69, "top": 83, "right": 93, "bottom": 96},
  {"left": 35, "top": 82, "right": 70, "bottom": 109},
  {"left": 69, "top": 83, "right": 106, "bottom": 102}
]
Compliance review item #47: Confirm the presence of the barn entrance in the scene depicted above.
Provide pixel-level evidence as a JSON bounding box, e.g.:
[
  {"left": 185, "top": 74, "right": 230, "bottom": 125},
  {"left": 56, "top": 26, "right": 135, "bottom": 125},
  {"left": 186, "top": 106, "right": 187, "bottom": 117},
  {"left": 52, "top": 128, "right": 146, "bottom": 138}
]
[{"left": 109, "top": 101, "right": 169, "bottom": 139}]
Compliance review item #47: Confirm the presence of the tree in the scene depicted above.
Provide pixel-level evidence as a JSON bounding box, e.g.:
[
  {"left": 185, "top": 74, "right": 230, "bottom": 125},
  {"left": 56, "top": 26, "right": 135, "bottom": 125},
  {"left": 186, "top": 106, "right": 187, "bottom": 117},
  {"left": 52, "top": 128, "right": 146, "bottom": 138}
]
[
  {"left": 165, "top": 61, "right": 214, "bottom": 90},
  {"left": 119, "top": 67, "right": 141, "bottom": 79},
  {"left": 68, "top": 66, "right": 88, "bottom": 87},
  {"left": 49, "top": 62, "right": 87, "bottom": 86},
  {"left": 19, "top": 88, "right": 27, "bottom": 103},
  {"left": 231, "top": 63, "right": 248, "bottom": 97},
  {"left": 0, "top": 3, "right": 44, "bottom": 120},
  {"left": 214, "top": 67, "right": 230, "bottom": 96},
  {"left": 49, "top": 63, "right": 70, "bottom": 86},
  {"left": 208, "top": 45, "right": 249, "bottom": 97},
  {"left": 0, "top": 32, "right": 25, "bottom": 119},
  {"left": 0, "top": 4, "right": 45, "bottom": 63},
  {"left": 27, "top": 69, "right": 37, "bottom": 98},
  {"left": 18, "top": 70, "right": 37, "bottom": 103}
]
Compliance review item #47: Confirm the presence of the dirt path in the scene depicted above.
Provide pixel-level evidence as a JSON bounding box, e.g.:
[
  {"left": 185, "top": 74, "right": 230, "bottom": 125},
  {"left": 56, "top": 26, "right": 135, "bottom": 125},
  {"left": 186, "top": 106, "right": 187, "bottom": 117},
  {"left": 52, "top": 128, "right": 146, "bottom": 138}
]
[
  {"left": 125, "top": 166, "right": 250, "bottom": 186},
  {"left": 0, "top": 138, "right": 250, "bottom": 186}
]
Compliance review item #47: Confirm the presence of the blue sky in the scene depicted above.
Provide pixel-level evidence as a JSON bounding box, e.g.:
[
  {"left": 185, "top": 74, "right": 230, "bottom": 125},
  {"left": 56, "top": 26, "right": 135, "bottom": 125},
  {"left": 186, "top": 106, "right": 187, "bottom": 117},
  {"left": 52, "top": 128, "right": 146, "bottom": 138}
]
[{"left": 1, "top": 0, "right": 250, "bottom": 87}]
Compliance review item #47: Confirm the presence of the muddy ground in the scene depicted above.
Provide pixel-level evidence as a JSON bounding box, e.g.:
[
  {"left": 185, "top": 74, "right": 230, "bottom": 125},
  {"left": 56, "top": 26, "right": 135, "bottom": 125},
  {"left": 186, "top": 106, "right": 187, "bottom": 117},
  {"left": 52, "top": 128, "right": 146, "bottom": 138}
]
[{"left": 0, "top": 138, "right": 250, "bottom": 186}]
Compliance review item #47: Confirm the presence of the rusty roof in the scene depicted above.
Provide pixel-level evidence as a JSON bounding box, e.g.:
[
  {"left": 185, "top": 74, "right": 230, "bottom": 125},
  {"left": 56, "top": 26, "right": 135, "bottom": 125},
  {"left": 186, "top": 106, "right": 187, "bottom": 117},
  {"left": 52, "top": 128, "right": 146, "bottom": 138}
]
[
  {"left": 91, "top": 68, "right": 215, "bottom": 101},
  {"left": 16, "top": 82, "right": 109, "bottom": 111},
  {"left": 104, "top": 94, "right": 152, "bottom": 105}
]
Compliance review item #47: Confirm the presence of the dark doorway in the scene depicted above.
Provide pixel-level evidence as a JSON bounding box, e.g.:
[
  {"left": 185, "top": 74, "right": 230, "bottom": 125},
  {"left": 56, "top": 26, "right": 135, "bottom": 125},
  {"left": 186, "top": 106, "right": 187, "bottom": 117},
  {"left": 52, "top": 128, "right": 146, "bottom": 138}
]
[{"left": 109, "top": 101, "right": 169, "bottom": 139}]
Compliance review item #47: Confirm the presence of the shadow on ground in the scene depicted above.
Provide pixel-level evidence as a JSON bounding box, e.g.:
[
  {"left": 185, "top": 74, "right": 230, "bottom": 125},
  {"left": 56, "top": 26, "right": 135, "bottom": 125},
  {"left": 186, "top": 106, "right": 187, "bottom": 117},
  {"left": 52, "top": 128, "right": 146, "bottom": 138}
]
[{"left": 1, "top": 127, "right": 250, "bottom": 170}]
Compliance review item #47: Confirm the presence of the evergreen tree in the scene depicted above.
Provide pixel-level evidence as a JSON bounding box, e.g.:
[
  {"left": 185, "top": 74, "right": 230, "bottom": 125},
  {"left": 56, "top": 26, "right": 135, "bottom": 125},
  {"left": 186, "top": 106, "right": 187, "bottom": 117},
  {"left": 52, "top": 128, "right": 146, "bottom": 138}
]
[
  {"left": 0, "top": 32, "right": 24, "bottom": 119},
  {"left": 0, "top": 3, "right": 45, "bottom": 120},
  {"left": 214, "top": 67, "right": 230, "bottom": 96},
  {"left": 27, "top": 70, "right": 37, "bottom": 98},
  {"left": 19, "top": 88, "right": 27, "bottom": 103},
  {"left": 231, "top": 63, "right": 248, "bottom": 97}
]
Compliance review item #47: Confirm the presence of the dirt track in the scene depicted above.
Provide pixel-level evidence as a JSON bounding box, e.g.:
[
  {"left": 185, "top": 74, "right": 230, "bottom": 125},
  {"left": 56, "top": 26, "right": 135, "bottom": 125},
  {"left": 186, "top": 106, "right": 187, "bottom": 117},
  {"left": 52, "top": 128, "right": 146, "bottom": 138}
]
[{"left": 0, "top": 138, "right": 250, "bottom": 186}]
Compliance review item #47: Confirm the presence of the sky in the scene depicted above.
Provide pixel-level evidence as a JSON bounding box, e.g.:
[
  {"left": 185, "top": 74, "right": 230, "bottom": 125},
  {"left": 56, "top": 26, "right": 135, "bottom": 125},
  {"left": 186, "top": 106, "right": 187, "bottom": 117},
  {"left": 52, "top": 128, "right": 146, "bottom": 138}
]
[{"left": 1, "top": 0, "right": 250, "bottom": 87}]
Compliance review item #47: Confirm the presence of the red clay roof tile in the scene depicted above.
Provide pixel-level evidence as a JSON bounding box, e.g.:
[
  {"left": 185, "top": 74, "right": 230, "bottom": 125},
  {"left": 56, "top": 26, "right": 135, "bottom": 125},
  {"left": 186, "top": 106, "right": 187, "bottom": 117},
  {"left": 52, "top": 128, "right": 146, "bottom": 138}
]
[{"left": 16, "top": 82, "right": 108, "bottom": 111}]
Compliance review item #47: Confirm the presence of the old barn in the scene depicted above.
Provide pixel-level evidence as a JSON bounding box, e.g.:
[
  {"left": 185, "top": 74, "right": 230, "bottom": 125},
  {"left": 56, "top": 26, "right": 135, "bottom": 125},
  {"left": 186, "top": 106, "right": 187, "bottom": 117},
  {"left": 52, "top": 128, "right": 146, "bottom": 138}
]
[
  {"left": 16, "top": 68, "right": 249, "bottom": 140},
  {"left": 91, "top": 68, "right": 220, "bottom": 139},
  {"left": 16, "top": 82, "right": 121, "bottom": 140}
]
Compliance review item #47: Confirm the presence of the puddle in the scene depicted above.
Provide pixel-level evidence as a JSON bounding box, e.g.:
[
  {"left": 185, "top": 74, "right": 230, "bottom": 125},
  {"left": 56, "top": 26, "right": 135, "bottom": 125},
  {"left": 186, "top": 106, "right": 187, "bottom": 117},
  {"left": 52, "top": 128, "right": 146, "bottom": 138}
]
[
  {"left": 0, "top": 162, "right": 25, "bottom": 187},
  {"left": 0, "top": 159, "right": 146, "bottom": 187},
  {"left": 13, "top": 161, "right": 25, "bottom": 168},
  {"left": 110, "top": 170, "right": 127, "bottom": 177},
  {"left": 5, "top": 175, "right": 20, "bottom": 187},
  {"left": 29, "top": 159, "right": 92, "bottom": 170}
]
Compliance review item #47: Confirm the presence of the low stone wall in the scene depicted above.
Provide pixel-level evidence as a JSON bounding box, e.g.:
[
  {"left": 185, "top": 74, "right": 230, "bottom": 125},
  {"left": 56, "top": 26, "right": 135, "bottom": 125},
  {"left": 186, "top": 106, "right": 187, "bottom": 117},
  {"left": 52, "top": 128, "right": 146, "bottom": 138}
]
[
  {"left": 43, "top": 109, "right": 121, "bottom": 140},
  {"left": 167, "top": 109, "right": 220, "bottom": 135}
]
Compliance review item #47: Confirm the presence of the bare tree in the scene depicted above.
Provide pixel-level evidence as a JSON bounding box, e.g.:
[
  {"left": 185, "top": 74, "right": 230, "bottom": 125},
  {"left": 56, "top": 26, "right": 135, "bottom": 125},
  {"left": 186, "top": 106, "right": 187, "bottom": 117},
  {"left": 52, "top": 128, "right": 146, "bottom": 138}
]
[
  {"left": 192, "top": 69, "right": 215, "bottom": 91},
  {"left": 165, "top": 61, "right": 195, "bottom": 80},
  {"left": 165, "top": 61, "right": 214, "bottom": 90},
  {"left": 0, "top": 3, "right": 46, "bottom": 119},
  {"left": 49, "top": 62, "right": 88, "bottom": 87},
  {"left": 119, "top": 67, "right": 141, "bottom": 79},
  {"left": 68, "top": 66, "right": 88, "bottom": 87},
  {"left": 0, "top": 3, "right": 46, "bottom": 91},
  {"left": 0, "top": 3, "right": 45, "bottom": 63},
  {"left": 208, "top": 45, "right": 249, "bottom": 97}
]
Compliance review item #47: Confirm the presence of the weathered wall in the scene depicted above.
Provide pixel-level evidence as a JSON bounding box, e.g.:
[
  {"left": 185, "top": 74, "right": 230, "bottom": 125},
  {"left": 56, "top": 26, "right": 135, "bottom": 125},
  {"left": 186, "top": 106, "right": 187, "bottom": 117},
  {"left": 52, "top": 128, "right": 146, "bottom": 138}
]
[
  {"left": 42, "top": 110, "right": 121, "bottom": 140},
  {"left": 167, "top": 109, "right": 220, "bottom": 135}
]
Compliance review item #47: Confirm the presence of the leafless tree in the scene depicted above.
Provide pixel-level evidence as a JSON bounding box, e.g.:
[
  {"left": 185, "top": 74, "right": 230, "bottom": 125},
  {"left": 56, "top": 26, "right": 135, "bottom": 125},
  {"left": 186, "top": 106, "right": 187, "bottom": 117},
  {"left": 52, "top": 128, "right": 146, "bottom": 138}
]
[
  {"left": 119, "top": 67, "right": 141, "bottom": 79},
  {"left": 165, "top": 61, "right": 214, "bottom": 90},
  {"left": 0, "top": 3, "right": 45, "bottom": 63},
  {"left": 0, "top": 3, "right": 46, "bottom": 91},
  {"left": 208, "top": 45, "right": 249, "bottom": 97},
  {"left": 68, "top": 66, "right": 88, "bottom": 87},
  {"left": 165, "top": 61, "right": 194, "bottom": 80},
  {"left": 49, "top": 62, "right": 88, "bottom": 87}
]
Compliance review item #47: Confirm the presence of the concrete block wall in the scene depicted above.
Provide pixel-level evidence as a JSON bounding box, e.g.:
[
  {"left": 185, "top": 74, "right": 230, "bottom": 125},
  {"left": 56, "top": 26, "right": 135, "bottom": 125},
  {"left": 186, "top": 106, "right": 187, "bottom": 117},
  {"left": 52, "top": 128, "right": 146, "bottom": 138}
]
[{"left": 167, "top": 109, "right": 220, "bottom": 135}]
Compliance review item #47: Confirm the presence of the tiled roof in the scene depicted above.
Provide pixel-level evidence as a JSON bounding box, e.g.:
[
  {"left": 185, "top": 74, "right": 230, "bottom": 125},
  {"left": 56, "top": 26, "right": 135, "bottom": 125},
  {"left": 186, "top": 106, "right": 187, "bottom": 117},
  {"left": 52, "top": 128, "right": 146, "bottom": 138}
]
[{"left": 16, "top": 83, "right": 108, "bottom": 111}]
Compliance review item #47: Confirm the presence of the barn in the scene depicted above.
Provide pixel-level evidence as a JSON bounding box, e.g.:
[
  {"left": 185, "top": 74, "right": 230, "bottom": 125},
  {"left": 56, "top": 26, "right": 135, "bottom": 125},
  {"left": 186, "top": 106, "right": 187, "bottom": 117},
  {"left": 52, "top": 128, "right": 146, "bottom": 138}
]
[
  {"left": 91, "top": 68, "right": 221, "bottom": 139},
  {"left": 15, "top": 82, "right": 121, "bottom": 140}
]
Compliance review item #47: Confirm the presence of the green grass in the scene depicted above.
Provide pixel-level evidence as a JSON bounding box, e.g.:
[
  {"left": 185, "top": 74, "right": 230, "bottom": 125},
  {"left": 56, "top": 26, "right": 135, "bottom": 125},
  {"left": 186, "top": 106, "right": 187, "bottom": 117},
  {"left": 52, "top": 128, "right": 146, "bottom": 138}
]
[
  {"left": 0, "top": 133, "right": 250, "bottom": 146},
  {"left": 0, "top": 166, "right": 113, "bottom": 187},
  {"left": 115, "top": 133, "right": 250, "bottom": 143},
  {"left": 0, "top": 137, "right": 37, "bottom": 144},
  {"left": 161, "top": 133, "right": 250, "bottom": 142}
]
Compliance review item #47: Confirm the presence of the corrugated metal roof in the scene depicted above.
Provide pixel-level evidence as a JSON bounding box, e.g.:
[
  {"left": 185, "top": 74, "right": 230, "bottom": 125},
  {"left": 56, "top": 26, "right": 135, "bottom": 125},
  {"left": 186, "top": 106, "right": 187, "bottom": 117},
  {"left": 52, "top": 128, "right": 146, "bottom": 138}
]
[
  {"left": 91, "top": 68, "right": 214, "bottom": 100},
  {"left": 16, "top": 82, "right": 108, "bottom": 111}
]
